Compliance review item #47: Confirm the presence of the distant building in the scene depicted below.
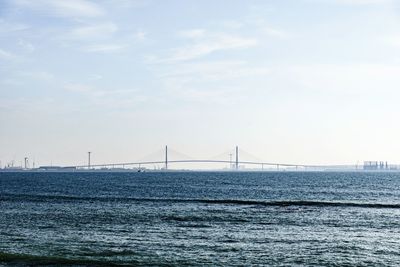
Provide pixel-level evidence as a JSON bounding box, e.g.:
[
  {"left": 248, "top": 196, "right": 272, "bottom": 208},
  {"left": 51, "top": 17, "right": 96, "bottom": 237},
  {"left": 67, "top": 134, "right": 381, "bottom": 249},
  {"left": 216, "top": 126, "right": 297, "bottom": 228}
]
[
  {"left": 38, "top": 166, "right": 76, "bottom": 171},
  {"left": 4, "top": 166, "right": 23, "bottom": 170},
  {"left": 363, "top": 161, "right": 389, "bottom": 170}
]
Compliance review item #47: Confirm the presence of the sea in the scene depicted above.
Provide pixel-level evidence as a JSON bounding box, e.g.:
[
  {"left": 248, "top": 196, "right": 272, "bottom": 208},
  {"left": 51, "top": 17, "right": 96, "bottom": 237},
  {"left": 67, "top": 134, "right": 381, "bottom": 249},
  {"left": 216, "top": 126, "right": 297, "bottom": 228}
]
[{"left": 1, "top": 171, "right": 400, "bottom": 266}]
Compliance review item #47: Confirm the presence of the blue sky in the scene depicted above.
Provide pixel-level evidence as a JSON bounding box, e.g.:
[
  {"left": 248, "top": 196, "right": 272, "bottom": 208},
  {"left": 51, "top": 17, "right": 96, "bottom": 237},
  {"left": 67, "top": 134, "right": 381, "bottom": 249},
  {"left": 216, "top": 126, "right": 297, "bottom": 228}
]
[{"left": 1, "top": 0, "right": 400, "bottom": 167}]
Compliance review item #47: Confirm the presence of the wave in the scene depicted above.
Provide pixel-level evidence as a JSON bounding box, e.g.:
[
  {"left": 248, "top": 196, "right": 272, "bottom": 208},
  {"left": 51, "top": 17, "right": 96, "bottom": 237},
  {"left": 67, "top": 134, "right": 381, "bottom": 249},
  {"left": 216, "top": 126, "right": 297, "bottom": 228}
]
[
  {"left": 1, "top": 193, "right": 400, "bottom": 209},
  {"left": 197, "top": 199, "right": 400, "bottom": 209},
  {"left": 0, "top": 252, "right": 131, "bottom": 266}
]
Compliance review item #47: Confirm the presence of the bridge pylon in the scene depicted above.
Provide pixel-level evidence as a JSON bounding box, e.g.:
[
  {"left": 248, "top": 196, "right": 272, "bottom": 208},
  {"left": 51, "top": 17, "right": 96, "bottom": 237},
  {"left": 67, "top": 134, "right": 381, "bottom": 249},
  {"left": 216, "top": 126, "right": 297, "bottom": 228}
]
[
  {"left": 165, "top": 145, "right": 168, "bottom": 170},
  {"left": 235, "top": 146, "right": 239, "bottom": 170}
]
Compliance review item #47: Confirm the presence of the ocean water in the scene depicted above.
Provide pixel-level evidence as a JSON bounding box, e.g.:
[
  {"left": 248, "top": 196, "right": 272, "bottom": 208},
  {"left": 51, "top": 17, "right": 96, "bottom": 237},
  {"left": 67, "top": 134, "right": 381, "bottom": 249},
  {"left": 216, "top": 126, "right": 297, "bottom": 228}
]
[{"left": 1, "top": 171, "right": 400, "bottom": 266}]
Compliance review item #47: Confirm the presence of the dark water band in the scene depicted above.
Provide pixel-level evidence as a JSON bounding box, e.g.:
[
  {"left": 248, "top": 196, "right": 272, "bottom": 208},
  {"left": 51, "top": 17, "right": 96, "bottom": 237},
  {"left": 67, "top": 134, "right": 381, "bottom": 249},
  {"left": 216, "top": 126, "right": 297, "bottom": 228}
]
[{"left": 1, "top": 193, "right": 399, "bottom": 209}]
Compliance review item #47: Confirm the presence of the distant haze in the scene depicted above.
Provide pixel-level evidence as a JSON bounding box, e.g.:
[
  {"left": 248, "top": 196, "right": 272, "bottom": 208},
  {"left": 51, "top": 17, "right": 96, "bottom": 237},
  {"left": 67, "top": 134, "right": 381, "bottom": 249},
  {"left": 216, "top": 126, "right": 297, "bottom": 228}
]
[{"left": 1, "top": 0, "right": 400, "bottom": 167}]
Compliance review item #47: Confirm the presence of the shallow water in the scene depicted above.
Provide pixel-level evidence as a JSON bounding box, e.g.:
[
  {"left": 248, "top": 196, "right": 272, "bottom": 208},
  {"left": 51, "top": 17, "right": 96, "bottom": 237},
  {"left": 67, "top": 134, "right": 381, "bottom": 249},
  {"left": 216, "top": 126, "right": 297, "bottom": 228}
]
[{"left": 1, "top": 172, "right": 400, "bottom": 266}]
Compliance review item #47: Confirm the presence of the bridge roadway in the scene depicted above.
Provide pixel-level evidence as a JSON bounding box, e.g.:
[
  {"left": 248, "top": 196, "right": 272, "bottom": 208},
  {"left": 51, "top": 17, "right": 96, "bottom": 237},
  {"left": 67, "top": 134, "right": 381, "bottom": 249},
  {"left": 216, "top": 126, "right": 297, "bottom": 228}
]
[{"left": 69, "top": 159, "right": 352, "bottom": 170}]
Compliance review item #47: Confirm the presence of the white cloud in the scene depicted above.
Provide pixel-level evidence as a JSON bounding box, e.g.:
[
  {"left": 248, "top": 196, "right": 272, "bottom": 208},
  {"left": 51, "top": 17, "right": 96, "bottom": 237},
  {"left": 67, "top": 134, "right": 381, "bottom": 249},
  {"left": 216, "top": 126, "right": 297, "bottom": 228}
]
[
  {"left": 0, "top": 20, "right": 30, "bottom": 33},
  {"left": 83, "top": 43, "right": 126, "bottom": 52},
  {"left": 178, "top": 29, "right": 206, "bottom": 39},
  {"left": 89, "top": 74, "right": 103, "bottom": 81},
  {"left": 64, "top": 83, "right": 136, "bottom": 97},
  {"left": 220, "top": 20, "right": 244, "bottom": 30},
  {"left": 64, "top": 83, "right": 93, "bottom": 93},
  {"left": 310, "top": 0, "right": 392, "bottom": 5},
  {"left": 263, "top": 27, "right": 289, "bottom": 38},
  {"left": 55, "top": 22, "right": 131, "bottom": 53},
  {"left": 0, "top": 48, "right": 15, "bottom": 60},
  {"left": 13, "top": 0, "right": 104, "bottom": 18},
  {"left": 287, "top": 63, "right": 400, "bottom": 95},
  {"left": 18, "top": 71, "right": 54, "bottom": 82},
  {"left": 162, "top": 31, "right": 258, "bottom": 62},
  {"left": 161, "top": 60, "right": 270, "bottom": 81},
  {"left": 1, "top": 79, "right": 23, "bottom": 87},
  {"left": 68, "top": 23, "right": 118, "bottom": 40},
  {"left": 155, "top": 62, "right": 400, "bottom": 104},
  {"left": 0, "top": 71, "right": 54, "bottom": 90},
  {"left": 17, "top": 40, "right": 35, "bottom": 52},
  {"left": 0, "top": 97, "right": 55, "bottom": 112},
  {"left": 153, "top": 60, "right": 270, "bottom": 104},
  {"left": 104, "top": 0, "right": 150, "bottom": 9},
  {"left": 174, "top": 35, "right": 257, "bottom": 61},
  {"left": 243, "top": 17, "right": 289, "bottom": 39},
  {"left": 134, "top": 30, "right": 146, "bottom": 41},
  {"left": 63, "top": 83, "right": 145, "bottom": 108}
]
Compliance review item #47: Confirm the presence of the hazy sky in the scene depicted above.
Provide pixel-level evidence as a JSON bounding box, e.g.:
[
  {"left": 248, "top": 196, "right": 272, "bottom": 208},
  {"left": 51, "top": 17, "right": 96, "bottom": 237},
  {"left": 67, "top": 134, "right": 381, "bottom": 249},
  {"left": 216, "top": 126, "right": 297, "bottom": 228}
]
[{"left": 1, "top": 0, "right": 400, "bottom": 167}]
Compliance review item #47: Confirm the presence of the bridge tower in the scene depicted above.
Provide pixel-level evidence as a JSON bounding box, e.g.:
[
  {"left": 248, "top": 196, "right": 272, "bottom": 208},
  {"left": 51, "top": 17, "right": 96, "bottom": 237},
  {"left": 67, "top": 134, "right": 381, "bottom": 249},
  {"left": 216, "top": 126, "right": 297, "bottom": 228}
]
[
  {"left": 24, "top": 157, "right": 28, "bottom": 169},
  {"left": 165, "top": 145, "right": 168, "bottom": 170},
  {"left": 235, "top": 146, "right": 239, "bottom": 170},
  {"left": 88, "top": 152, "right": 91, "bottom": 169}
]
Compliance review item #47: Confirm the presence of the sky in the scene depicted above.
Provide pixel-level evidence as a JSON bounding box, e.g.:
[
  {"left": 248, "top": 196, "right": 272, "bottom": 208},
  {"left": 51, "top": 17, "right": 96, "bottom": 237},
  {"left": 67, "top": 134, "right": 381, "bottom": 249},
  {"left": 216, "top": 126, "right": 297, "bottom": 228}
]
[{"left": 1, "top": 0, "right": 400, "bottom": 168}]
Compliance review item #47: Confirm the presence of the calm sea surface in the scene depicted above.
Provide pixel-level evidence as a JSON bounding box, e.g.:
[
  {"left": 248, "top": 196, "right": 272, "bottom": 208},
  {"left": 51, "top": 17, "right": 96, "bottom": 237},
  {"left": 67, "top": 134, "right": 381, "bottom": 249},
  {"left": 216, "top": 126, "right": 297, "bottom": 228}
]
[{"left": 1, "top": 172, "right": 400, "bottom": 266}]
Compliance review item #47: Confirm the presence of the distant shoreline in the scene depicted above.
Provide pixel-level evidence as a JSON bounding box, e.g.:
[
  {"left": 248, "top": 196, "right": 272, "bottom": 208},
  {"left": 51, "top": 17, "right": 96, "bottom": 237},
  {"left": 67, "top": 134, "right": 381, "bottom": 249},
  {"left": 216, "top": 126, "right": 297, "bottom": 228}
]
[{"left": 1, "top": 169, "right": 400, "bottom": 173}]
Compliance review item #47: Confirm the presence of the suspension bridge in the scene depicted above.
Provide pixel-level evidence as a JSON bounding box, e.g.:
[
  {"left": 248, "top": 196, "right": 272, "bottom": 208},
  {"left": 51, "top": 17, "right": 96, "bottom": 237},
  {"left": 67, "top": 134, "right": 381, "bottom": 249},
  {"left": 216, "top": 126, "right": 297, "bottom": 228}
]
[{"left": 68, "top": 146, "right": 358, "bottom": 171}]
